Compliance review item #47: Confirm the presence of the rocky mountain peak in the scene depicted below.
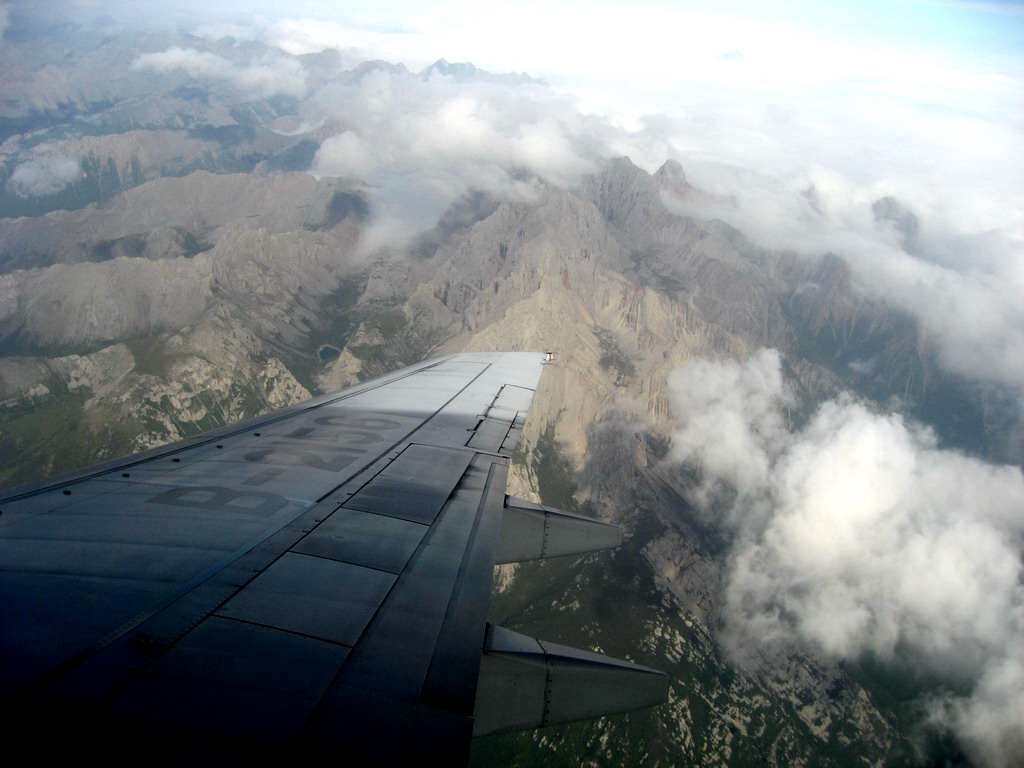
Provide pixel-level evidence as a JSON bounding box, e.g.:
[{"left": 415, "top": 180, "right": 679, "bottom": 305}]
[
  {"left": 345, "top": 60, "right": 409, "bottom": 83},
  {"left": 583, "top": 156, "right": 658, "bottom": 227},
  {"left": 602, "top": 155, "right": 646, "bottom": 180},
  {"left": 422, "top": 58, "right": 479, "bottom": 80},
  {"left": 872, "top": 195, "right": 920, "bottom": 253},
  {"left": 654, "top": 158, "right": 687, "bottom": 186}
]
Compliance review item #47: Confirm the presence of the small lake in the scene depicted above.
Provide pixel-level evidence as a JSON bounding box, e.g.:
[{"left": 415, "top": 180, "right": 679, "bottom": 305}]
[{"left": 317, "top": 344, "right": 341, "bottom": 362}]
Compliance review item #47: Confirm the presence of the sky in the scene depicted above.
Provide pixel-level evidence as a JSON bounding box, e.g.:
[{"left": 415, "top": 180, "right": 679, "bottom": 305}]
[{"left": 68, "top": 0, "right": 1024, "bottom": 66}]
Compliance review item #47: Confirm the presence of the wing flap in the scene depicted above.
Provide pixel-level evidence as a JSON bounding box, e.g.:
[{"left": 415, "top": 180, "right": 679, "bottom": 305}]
[
  {"left": 473, "top": 624, "right": 668, "bottom": 737},
  {"left": 497, "top": 494, "right": 623, "bottom": 563}
]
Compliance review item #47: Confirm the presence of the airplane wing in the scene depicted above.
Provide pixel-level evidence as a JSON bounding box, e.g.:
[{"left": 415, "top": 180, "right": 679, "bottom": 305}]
[{"left": 0, "top": 352, "right": 666, "bottom": 765}]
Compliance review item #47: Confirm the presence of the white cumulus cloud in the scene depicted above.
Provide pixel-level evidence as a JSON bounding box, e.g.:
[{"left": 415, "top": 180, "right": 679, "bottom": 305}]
[{"left": 670, "top": 349, "right": 1024, "bottom": 768}]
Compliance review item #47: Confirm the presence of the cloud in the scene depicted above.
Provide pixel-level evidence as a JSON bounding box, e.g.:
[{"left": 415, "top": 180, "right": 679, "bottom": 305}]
[
  {"left": 131, "top": 46, "right": 306, "bottom": 98},
  {"left": 667, "top": 349, "right": 790, "bottom": 524},
  {"left": 936, "top": 654, "right": 1024, "bottom": 768},
  {"left": 306, "top": 64, "right": 608, "bottom": 244},
  {"left": 6, "top": 155, "right": 80, "bottom": 197},
  {"left": 669, "top": 350, "right": 1024, "bottom": 767},
  {"left": 661, "top": 154, "right": 1024, "bottom": 395}
]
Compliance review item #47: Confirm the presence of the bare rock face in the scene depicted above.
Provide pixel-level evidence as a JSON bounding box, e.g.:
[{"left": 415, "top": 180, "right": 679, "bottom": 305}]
[
  {"left": 0, "top": 254, "right": 214, "bottom": 349},
  {"left": 0, "top": 170, "right": 367, "bottom": 352},
  {"left": 49, "top": 344, "right": 136, "bottom": 397},
  {"left": 0, "top": 171, "right": 355, "bottom": 268},
  {"left": 872, "top": 196, "right": 920, "bottom": 253},
  {"left": 315, "top": 347, "right": 363, "bottom": 392},
  {"left": 397, "top": 160, "right": 819, "bottom": 464}
]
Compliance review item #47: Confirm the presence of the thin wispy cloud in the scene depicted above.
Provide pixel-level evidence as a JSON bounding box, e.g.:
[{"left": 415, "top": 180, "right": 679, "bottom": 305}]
[
  {"left": 132, "top": 47, "right": 307, "bottom": 98},
  {"left": 6, "top": 155, "right": 80, "bottom": 197}
]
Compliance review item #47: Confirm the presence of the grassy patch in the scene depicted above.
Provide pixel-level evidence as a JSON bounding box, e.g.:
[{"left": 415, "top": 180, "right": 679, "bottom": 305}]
[
  {"left": 343, "top": 304, "right": 446, "bottom": 383},
  {"left": 347, "top": 343, "right": 385, "bottom": 366},
  {"left": 0, "top": 395, "right": 146, "bottom": 489},
  {"left": 282, "top": 274, "right": 367, "bottom": 389},
  {"left": 124, "top": 339, "right": 191, "bottom": 377},
  {"left": 369, "top": 308, "right": 408, "bottom": 340}
]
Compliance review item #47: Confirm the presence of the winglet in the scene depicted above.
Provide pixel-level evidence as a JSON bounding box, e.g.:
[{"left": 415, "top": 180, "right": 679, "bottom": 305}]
[
  {"left": 496, "top": 495, "right": 622, "bottom": 564},
  {"left": 472, "top": 624, "right": 668, "bottom": 737}
]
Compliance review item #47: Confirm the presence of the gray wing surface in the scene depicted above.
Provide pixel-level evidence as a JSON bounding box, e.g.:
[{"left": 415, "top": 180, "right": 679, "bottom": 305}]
[{"left": 0, "top": 352, "right": 665, "bottom": 765}]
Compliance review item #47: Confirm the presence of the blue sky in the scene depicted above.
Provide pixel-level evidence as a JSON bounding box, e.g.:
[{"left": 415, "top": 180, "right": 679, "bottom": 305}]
[
  {"left": 20, "top": 1, "right": 1022, "bottom": 75},
  {"left": 194, "top": 0, "right": 1024, "bottom": 71},
  {"left": 707, "top": 0, "right": 1024, "bottom": 58}
]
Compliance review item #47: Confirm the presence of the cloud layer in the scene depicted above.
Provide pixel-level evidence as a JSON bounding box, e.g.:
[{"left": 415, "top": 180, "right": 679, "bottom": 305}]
[
  {"left": 665, "top": 163, "right": 1024, "bottom": 395},
  {"left": 670, "top": 350, "right": 1024, "bottom": 766},
  {"left": 304, "top": 64, "right": 611, "bottom": 244},
  {"left": 132, "top": 47, "right": 306, "bottom": 98},
  {"left": 6, "top": 155, "right": 80, "bottom": 197}
]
